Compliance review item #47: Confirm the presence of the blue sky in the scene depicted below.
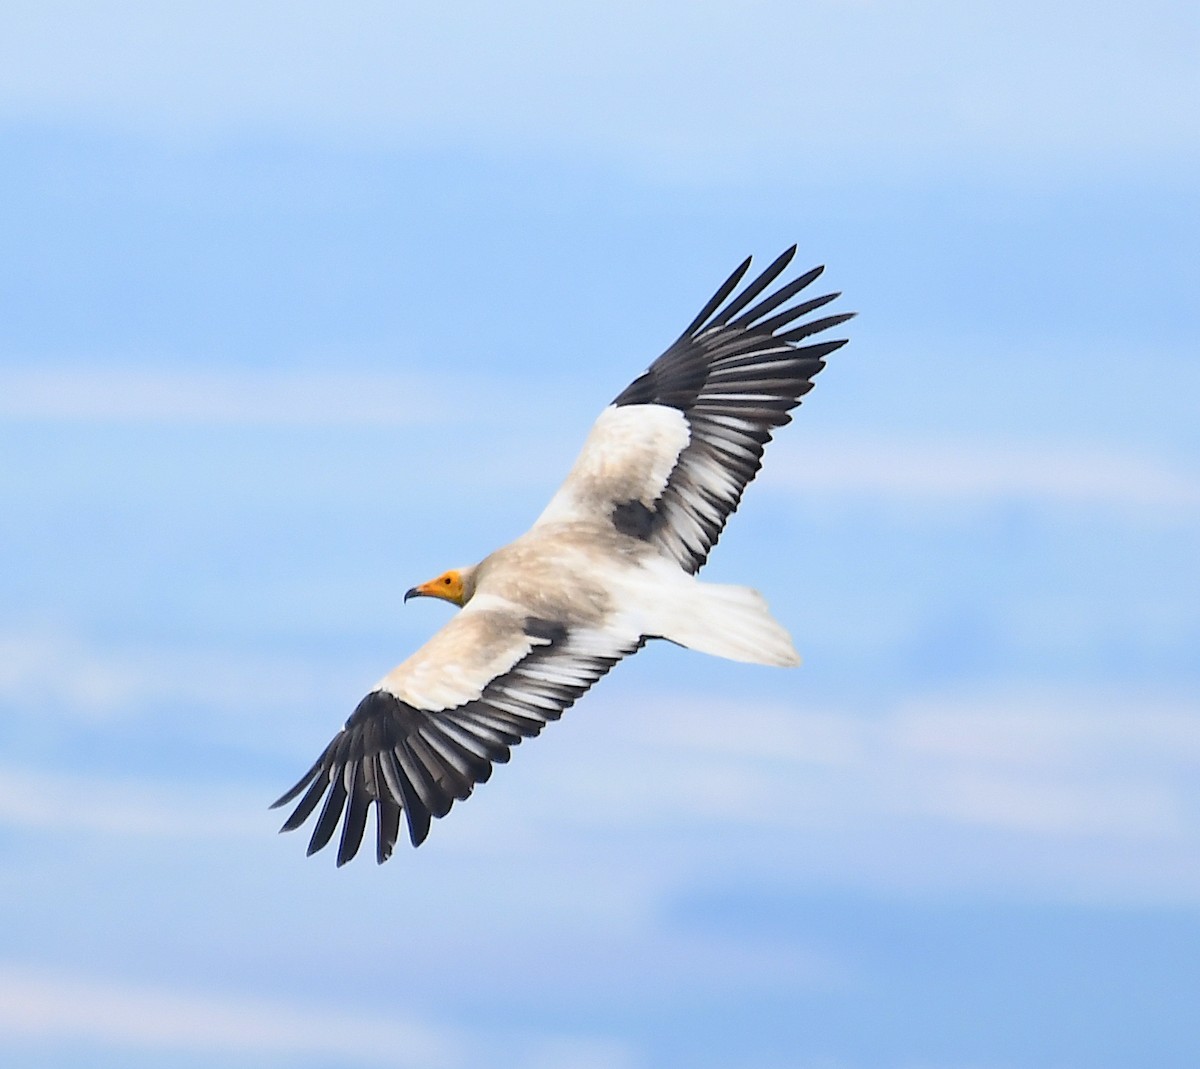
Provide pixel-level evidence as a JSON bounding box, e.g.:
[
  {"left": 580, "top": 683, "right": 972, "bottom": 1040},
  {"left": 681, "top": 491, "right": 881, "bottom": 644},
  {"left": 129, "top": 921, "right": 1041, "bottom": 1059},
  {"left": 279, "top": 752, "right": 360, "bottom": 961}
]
[{"left": 1, "top": 2, "right": 1198, "bottom": 1067}]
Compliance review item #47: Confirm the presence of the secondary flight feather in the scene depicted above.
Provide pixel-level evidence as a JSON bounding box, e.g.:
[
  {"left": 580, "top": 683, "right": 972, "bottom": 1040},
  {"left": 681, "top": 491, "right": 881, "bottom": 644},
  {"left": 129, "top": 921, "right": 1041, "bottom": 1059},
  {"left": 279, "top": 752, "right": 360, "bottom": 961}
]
[{"left": 273, "top": 246, "right": 853, "bottom": 864}]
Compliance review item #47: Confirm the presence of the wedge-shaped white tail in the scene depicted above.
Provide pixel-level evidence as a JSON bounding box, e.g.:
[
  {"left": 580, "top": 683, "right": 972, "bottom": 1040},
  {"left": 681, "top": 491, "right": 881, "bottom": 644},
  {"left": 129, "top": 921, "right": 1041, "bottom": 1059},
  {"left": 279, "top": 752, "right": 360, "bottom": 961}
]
[{"left": 640, "top": 570, "right": 801, "bottom": 667}]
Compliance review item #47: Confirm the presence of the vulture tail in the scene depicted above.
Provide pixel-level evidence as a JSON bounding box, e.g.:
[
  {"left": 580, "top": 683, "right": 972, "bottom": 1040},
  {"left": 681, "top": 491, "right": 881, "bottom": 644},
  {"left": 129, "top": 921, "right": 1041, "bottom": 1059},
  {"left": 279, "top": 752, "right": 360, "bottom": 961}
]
[{"left": 651, "top": 578, "right": 801, "bottom": 668}]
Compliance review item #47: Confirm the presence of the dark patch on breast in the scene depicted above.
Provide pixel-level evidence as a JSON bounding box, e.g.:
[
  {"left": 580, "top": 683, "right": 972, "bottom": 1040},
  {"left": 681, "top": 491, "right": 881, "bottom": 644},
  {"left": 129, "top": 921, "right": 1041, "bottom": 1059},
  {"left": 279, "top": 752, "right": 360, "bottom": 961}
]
[
  {"left": 611, "top": 499, "right": 657, "bottom": 540},
  {"left": 523, "top": 617, "right": 569, "bottom": 646}
]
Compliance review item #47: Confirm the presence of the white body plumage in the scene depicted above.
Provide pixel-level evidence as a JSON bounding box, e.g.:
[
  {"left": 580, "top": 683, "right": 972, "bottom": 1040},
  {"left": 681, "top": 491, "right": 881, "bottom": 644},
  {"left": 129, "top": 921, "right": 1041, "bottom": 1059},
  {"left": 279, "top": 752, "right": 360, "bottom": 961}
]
[{"left": 273, "top": 246, "right": 851, "bottom": 863}]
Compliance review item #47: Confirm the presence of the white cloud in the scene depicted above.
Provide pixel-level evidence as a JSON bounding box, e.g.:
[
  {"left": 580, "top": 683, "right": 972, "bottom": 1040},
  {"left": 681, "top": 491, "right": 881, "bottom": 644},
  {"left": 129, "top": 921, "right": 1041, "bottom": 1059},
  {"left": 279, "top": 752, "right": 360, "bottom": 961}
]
[
  {"left": 496, "top": 685, "right": 1200, "bottom": 905},
  {"left": 770, "top": 436, "right": 1200, "bottom": 514},
  {"left": 621, "top": 690, "right": 1200, "bottom": 839},
  {"left": 0, "top": 964, "right": 461, "bottom": 1067},
  {"left": 0, "top": 631, "right": 346, "bottom": 723},
  {"left": 0, "top": 957, "right": 793, "bottom": 1069},
  {"left": 8, "top": 365, "right": 1195, "bottom": 521},
  {"left": 0, "top": 367, "right": 454, "bottom": 426},
  {"left": 0, "top": 766, "right": 264, "bottom": 839},
  {"left": 0, "top": 1, "right": 1194, "bottom": 180},
  {"left": 6, "top": 623, "right": 1198, "bottom": 904}
]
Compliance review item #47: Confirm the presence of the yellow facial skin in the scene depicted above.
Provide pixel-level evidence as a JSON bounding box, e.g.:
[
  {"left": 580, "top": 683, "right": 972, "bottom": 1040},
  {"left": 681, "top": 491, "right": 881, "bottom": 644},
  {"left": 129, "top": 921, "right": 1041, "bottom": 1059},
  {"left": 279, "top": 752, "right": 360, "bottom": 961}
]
[{"left": 404, "top": 569, "right": 466, "bottom": 607}]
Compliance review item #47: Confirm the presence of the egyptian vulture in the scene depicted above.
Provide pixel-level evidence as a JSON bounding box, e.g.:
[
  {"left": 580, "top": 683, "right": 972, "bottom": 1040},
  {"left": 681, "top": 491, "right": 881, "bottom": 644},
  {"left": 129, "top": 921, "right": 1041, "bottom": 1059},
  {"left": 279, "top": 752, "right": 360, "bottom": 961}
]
[{"left": 273, "top": 246, "right": 852, "bottom": 864}]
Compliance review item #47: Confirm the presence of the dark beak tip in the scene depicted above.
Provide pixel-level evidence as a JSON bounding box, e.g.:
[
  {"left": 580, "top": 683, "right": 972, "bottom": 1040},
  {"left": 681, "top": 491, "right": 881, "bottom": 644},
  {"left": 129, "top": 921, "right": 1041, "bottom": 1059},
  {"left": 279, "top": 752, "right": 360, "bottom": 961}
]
[{"left": 403, "top": 587, "right": 419, "bottom": 603}]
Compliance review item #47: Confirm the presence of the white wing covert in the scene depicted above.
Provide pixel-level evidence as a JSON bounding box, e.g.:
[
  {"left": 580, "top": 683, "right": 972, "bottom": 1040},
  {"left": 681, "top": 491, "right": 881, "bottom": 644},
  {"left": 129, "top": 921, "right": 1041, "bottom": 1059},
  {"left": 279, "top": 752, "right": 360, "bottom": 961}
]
[
  {"left": 272, "top": 612, "right": 642, "bottom": 864},
  {"left": 547, "top": 245, "right": 852, "bottom": 572}
]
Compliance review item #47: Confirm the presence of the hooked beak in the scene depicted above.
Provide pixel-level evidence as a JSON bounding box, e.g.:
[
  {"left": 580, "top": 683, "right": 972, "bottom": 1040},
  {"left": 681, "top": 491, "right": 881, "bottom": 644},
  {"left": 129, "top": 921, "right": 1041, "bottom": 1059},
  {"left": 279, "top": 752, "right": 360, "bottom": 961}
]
[{"left": 403, "top": 570, "right": 466, "bottom": 607}]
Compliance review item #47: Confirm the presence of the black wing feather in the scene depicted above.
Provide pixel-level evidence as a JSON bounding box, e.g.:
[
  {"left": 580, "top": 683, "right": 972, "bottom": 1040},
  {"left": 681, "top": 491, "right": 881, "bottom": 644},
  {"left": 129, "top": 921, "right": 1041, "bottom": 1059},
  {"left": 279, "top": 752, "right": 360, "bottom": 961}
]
[
  {"left": 338, "top": 761, "right": 370, "bottom": 867},
  {"left": 612, "top": 249, "right": 852, "bottom": 573},
  {"left": 710, "top": 245, "right": 797, "bottom": 326},
  {"left": 674, "top": 255, "right": 752, "bottom": 340},
  {"left": 273, "top": 630, "right": 643, "bottom": 863}
]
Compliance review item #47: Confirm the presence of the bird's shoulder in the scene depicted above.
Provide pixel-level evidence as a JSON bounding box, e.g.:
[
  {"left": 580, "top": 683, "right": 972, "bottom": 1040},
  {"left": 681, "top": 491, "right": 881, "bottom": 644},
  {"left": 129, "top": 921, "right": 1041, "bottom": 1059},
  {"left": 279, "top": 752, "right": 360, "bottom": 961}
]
[
  {"left": 530, "top": 404, "right": 691, "bottom": 534},
  {"left": 377, "top": 595, "right": 538, "bottom": 712}
]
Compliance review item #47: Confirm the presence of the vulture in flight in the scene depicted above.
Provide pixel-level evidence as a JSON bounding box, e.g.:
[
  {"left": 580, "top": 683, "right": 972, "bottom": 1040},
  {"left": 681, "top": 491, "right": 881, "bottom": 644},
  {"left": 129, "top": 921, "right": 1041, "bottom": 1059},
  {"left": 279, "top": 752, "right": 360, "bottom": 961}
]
[{"left": 273, "top": 246, "right": 852, "bottom": 863}]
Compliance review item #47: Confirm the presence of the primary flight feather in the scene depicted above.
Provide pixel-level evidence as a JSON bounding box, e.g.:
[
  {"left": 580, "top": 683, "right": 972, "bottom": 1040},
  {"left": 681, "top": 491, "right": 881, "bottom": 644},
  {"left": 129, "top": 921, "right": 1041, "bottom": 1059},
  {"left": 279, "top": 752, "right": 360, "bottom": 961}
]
[{"left": 273, "top": 246, "right": 853, "bottom": 864}]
